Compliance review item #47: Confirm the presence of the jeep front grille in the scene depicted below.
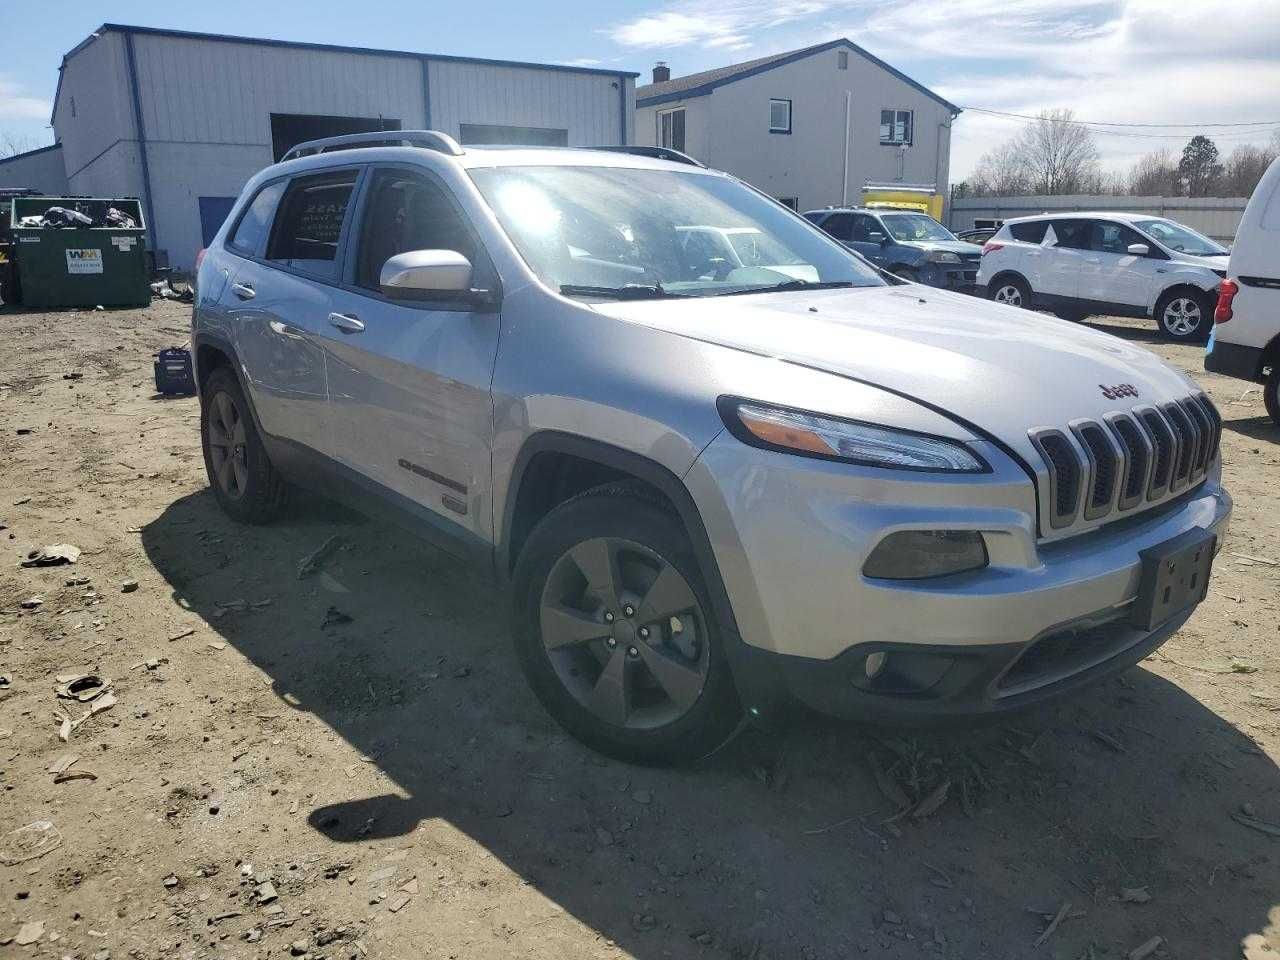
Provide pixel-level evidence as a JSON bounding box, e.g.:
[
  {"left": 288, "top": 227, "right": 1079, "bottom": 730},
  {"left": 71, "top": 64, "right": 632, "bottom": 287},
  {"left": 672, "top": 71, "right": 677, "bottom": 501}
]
[{"left": 1030, "top": 394, "right": 1220, "bottom": 533}]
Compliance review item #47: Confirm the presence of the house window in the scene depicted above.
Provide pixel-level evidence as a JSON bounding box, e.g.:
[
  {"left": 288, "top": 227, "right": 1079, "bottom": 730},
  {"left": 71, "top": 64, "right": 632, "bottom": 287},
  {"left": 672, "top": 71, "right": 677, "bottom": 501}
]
[
  {"left": 837, "top": 50, "right": 849, "bottom": 70},
  {"left": 776, "top": 197, "right": 799, "bottom": 211},
  {"left": 880, "top": 109, "right": 913, "bottom": 145},
  {"left": 769, "top": 99, "right": 792, "bottom": 134},
  {"left": 658, "top": 109, "right": 686, "bottom": 152}
]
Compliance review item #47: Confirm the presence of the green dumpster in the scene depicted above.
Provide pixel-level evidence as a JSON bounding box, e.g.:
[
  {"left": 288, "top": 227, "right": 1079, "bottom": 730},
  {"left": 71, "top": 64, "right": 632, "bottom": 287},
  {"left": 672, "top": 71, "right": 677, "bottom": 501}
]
[{"left": 10, "top": 197, "right": 150, "bottom": 308}]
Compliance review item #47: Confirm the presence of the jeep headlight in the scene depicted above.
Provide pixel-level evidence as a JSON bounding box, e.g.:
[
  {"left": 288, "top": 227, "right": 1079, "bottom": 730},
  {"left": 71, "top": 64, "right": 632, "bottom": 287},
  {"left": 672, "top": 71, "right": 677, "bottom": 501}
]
[
  {"left": 926, "top": 251, "right": 962, "bottom": 264},
  {"left": 720, "top": 399, "right": 989, "bottom": 472}
]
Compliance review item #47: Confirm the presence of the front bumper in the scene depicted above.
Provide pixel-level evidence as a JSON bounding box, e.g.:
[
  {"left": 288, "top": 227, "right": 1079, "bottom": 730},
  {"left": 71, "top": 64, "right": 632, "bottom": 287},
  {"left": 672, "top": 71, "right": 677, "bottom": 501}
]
[
  {"left": 685, "top": 433, "right": 1232, "bottom": 720},
  {"left": 918, "top": 261, "right": 979, "bottom": 292}
]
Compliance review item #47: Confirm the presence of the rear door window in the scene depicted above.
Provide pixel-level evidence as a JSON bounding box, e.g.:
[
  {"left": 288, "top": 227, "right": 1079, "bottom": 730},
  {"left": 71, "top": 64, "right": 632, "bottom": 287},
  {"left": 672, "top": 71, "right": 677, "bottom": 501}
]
[
  {"left": 265, "top": 171, "right": 359, "bottom": 280},
  {"left": 1049, "top": 219, "right": 1091, "bottom": 250},
  {"left": 818, "top": 213, "right": 854, "bottom": 241},
  {"left": 1008, "top": 220, "right": 1048, "bottom": 244}
]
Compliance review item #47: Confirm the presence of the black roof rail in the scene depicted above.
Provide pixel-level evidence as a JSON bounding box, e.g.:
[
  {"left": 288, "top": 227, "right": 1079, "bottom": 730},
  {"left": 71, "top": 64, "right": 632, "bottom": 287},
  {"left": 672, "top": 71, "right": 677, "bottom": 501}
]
[
  {"left": 592, "top": 145, "right": 706, "bottom": 168},
  {"left": 281, "top": 130, "right": 464, "bottom": 162}
]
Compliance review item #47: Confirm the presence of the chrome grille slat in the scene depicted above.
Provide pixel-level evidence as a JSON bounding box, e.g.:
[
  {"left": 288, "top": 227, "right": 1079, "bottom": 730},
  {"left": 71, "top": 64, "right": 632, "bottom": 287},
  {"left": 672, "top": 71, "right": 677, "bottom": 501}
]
[{"left": 1030, "top": 394, "right": 1220, "bottom": 537}]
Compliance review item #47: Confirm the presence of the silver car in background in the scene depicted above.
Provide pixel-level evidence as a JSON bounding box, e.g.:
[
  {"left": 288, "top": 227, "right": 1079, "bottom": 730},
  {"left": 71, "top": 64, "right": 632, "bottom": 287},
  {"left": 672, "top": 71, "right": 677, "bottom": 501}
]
[{"left": 193, "top": 132, "right": 1231, "bottom": 764}]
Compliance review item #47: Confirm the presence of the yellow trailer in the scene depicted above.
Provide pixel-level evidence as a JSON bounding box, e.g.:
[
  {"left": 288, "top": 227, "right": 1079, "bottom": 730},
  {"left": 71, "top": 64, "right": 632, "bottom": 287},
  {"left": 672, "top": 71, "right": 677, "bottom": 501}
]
[{"left": 861, "top": 182, "right": 944, "bottom": 220}]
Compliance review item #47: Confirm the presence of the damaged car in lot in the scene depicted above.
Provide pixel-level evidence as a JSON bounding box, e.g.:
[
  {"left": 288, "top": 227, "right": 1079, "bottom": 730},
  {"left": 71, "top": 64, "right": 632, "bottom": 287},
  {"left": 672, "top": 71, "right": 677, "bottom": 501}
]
[
  {"left": 193, "top": 133, "right": 1231, "bottom": 764},
  {"left": 804, "top": 206, "right": 983, "bottom": 290}
]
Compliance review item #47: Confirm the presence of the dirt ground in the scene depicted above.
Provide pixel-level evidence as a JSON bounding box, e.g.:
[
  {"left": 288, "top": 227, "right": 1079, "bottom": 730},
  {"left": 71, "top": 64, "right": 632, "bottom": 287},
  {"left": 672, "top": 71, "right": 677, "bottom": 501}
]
[{"left": 0, "top": 299, "right": 1277, "bottom": 960}]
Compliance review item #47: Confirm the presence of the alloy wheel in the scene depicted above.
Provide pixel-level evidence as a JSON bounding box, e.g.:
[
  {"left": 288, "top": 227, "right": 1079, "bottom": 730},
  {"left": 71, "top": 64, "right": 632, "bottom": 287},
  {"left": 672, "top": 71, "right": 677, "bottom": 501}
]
[
  {"left": 539, "top": 536, "right": 709, "bottom": 730},
  {"left": 1163, "top": 297, "right": 1202, "bottom": 337},
  {"left": 993, "top": 284, "right": 1023, "bottom": 306},
  {"left": 206, "top": 391, "right": 249, "bottom": 499}
]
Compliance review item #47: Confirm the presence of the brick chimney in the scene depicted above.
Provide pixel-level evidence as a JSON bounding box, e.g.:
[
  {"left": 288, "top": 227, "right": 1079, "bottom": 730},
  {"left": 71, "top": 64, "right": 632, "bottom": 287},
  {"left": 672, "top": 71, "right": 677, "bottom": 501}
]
[{"left": 652, "top": 61, "right": 671, "bottom": 83}]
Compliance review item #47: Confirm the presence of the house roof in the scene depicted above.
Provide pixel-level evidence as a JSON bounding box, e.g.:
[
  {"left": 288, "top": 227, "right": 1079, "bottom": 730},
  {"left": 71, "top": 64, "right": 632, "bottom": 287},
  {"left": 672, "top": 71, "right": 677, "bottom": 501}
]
[
  {"left": 0, "top": 143, "right": 62, "bottom": 166},
  {"left": 52, "top": 23, "right": 640, "bottom": 124},
  {"left": 635, "top": 38, "right": 960, "bottom": 114}
]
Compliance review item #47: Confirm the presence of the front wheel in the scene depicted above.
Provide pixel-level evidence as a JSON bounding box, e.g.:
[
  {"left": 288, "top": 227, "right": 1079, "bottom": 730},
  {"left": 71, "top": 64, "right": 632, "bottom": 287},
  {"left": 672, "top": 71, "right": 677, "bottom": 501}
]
[
  {"left": 200, "top": 366, "right": 288, "bottom": 523},
  {"left": 1155, "top": 289, "right": 1212, "bottom": 342},
  {"left": 1266, "top": 365, "right": 1280, "bottom": 427},
  {"left": 511, "top": 484, "right": 742, "bottom": 765},
  {"left": 989, "top": 276, "right": 1031, "bottom": 309}
]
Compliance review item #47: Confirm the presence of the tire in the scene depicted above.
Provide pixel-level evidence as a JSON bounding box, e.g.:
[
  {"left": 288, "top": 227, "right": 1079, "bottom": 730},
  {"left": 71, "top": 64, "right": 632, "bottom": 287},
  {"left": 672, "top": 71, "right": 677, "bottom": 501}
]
[
  {"left": 889, "top": 266, "right": 918, "bottom": 284},
  {"left": 200, "top": 366, "right": 288, "bottom": 524},
  {"left": 1155, "top": 288, "right": 1212, "bottom": 342},
  {"left": 989, "top": 275, "right": 1031, "bottom": 309},
  {"left": 511, "top": 483, "right": 742, "bottom": 765},
  {"left": 1266, "top": 365, "right": 1280, "bottom": 427}
]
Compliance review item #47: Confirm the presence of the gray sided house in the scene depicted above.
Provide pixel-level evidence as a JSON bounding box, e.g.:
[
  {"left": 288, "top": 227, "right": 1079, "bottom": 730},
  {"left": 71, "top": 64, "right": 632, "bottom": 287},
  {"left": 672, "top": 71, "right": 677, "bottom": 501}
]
[
  {"left": 635, "top": 39, "right": 959, "bottom": 214},
  {"left": 35, "top": 24, "right": 638, "bottom": 269}
]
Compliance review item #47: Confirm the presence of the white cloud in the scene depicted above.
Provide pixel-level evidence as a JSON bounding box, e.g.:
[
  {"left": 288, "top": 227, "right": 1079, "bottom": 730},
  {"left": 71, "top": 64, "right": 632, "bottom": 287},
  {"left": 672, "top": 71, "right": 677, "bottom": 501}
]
[
  {"left": 0, "top": 77, "right": 50, "bottom": 122},
  {"left": 608, "top": 1, "right": 830, "bottom": 49}
]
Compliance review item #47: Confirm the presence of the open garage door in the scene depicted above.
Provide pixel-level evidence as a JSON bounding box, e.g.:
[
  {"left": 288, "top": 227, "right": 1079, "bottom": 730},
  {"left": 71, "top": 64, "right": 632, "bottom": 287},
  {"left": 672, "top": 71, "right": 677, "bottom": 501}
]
[
  {"left": 457, "top": 124, "right": 568, "bottom": 147},
  {"left": 270, "top": 114, "right": 402, "bottom": 162}
]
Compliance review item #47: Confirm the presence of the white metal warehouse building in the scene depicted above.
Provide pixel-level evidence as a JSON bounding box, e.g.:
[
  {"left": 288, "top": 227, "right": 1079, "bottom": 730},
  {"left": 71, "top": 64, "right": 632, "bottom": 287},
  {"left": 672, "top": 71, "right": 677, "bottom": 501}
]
[{"left": 4, "top": 24, "right": 638, "bottom": 269}]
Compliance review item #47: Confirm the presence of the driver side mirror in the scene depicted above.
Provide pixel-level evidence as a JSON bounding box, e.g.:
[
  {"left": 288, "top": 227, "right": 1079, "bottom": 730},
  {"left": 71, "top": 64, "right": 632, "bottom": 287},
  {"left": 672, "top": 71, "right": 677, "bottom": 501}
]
[
  {"left": 874, "top": 234, "right": 890, "bottom": 247},
  {"left": 380, "top": 249, "right": 473, "bottom": 298},
  {"left": 1126, "top": 243, "right": 1150, "bottom": 257}
]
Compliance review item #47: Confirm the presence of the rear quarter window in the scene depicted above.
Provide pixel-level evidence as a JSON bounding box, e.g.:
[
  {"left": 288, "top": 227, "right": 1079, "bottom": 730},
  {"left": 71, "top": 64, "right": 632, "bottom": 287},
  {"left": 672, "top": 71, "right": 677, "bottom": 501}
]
[{"left": 227, "top": 181, "right": 286, "bottom": 255}]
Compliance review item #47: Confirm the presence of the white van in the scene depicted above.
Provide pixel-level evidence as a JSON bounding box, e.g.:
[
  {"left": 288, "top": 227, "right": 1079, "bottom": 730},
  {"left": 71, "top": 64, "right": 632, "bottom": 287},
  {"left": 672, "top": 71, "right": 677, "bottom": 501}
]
[{"left": 1206, "top": 156, "right": 1280, "bottom": 424}]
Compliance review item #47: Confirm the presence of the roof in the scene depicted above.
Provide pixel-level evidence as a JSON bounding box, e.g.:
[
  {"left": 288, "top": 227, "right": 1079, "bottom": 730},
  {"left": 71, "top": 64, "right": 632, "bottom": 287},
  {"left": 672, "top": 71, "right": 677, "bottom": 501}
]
[
  {"left": 0, "top": 143, "right": 62, "bottom": 165},
  {"left": 636, "top": 38, "right": 960, "bottom": 114},
  {"left": 52, "top": 23, "right": 639, "bottom": 124}
]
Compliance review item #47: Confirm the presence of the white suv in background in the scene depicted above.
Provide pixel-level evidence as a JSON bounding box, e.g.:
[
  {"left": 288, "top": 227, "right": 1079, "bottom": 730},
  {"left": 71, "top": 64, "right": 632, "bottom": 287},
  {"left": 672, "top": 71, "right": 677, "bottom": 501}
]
[{"left": 977, "top": 213, "right": 1229, "bottom": 342}]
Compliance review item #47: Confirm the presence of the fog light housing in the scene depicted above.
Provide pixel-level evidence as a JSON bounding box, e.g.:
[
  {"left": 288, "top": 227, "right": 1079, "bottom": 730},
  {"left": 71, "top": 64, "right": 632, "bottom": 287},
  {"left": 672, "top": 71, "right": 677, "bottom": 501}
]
[
  {"left": 862, "top": 530, "right": 988, "bottom": 580},
  {"left": 851, "top": 649, "right": 956, "bottom": 694}
]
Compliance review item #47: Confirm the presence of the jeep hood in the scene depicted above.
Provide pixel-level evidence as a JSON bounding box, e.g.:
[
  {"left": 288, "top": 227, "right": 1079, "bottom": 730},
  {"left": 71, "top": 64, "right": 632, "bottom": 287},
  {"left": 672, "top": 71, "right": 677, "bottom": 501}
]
[{"left": 591, "top": 285, "right": 1198, "bottom": 455}]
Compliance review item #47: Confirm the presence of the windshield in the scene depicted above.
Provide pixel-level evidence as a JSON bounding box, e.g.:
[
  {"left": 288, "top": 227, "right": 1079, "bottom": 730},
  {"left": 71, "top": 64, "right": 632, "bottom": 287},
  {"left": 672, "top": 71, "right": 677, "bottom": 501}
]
[
  {"left": 1133, "top": 219, "right": 1227, "bottom": 256},
  {"left": 468, "top": 165, "right": 884, "bottom": 299},
  {"left": 880, "top": 213, "right": 956, "bottom": 243}
]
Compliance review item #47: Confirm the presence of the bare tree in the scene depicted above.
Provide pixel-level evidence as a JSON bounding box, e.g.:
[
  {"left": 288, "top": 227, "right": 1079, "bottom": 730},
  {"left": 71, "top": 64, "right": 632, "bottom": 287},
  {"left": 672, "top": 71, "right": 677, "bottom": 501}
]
[
  {"left": 1219, "top": 142, "right": 1278, "bottom": 197},
  {"left": 1008, "top": 109, "right": 1100, "bottom": 195},
  {"left": 1128, "top": 149, "right": 1181, "bottom": 196},
  {"left": 967, "top": 141, "right": 1032, "bottom": 197},
  {"left": 0, "top": 132, "right": 43, "bottom": 158}
]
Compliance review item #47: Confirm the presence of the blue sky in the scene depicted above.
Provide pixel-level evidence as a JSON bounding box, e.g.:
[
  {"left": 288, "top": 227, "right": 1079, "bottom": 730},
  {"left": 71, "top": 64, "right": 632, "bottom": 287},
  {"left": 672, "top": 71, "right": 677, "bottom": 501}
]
[{"left": 2, "top": 0, "right": 1278, "bottom": 179}]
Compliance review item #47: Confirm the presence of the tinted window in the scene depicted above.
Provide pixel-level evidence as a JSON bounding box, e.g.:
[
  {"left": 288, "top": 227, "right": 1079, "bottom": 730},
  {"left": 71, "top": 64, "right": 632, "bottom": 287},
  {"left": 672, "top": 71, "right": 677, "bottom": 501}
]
[
  {"left": 228, "top": 181, "right": 286, "bottom": 255},
  {"left": 265, "top": 171, "right": 358, "bottom": 280},
  {"left": 849, "top": 214, "right": 884, "bottom": 243},
  {"left": 818, "top": 212, "right": 854, "bottom": 241},
  {"left": 1090, "top": 221, "right": 1145, "bottom": 255},
  {"left": 1050, "top": 219, "right": 1091, "bottom": 250},
  {"left": 1008, "top": 221, "right": 1048, "bottom": 244},
  {"left": 355, "top": 169, "right": 476, "bottom": 292}
]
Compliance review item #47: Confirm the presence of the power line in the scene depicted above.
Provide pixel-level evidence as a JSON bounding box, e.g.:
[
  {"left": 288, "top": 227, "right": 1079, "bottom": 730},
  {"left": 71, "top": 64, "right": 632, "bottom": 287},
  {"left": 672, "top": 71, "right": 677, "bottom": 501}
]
[{"left": 961, "top": 106, "right": 1280, "bottom": 129}]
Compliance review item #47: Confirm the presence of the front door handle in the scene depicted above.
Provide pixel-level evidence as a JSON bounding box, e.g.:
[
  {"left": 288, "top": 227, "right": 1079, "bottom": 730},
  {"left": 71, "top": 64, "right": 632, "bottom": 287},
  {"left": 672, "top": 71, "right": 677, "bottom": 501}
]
[
  {"left": 232, "top": 282, "right": 255, "bottom": 300},
  {"left": 328, "top": 312, "right": 365, "bottom": 334},
  {"left": 268, "top": 319, "right": 305, "bottom": 340}
]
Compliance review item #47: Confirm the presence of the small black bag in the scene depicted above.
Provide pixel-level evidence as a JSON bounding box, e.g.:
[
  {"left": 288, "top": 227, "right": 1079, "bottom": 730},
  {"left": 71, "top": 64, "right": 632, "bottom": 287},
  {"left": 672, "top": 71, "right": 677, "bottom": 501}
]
[{"left": 154, "top": 347, "right": 195, "bottom": 396}]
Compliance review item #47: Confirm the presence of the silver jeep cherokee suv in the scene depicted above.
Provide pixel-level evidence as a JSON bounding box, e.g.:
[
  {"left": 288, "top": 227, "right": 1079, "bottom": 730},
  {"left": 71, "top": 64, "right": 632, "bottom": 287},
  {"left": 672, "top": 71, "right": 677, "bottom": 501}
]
[{"left": 193, "top": 131, "right": 1232, "bottom": 764}]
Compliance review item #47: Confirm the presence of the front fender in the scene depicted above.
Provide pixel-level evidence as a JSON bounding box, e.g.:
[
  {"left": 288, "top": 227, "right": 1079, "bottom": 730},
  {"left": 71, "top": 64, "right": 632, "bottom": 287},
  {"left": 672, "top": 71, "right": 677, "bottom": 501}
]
[{"left": 1147, "top": 270, "right": 1222, "bottom": 313}]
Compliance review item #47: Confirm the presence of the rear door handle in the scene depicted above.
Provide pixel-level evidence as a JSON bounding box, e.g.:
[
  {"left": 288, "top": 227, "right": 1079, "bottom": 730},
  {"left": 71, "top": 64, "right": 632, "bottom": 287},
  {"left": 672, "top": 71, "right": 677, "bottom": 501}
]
[
  {"left": 231, "top": 282, "right": 255, "bottom": 300},
  {"left": 328, "top": 312, "right": 365, "bottom": 334}
]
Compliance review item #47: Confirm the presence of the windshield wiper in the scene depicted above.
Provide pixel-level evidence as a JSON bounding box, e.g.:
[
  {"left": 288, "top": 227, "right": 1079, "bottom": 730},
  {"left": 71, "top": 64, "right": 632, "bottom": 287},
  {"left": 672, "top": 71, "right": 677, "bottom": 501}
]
[
  {"left": 715, "top": 279, "right": 857, "bottom": 296},
  {"left": 560, "top": 283, "right": 690, "bottom": 300}
]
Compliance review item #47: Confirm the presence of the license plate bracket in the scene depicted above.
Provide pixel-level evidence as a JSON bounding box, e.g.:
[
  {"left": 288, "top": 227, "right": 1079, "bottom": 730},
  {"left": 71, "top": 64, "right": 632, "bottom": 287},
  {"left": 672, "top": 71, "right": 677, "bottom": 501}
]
[{"left": 1130, "top": 528, "right": 1216, "bottom": 631}]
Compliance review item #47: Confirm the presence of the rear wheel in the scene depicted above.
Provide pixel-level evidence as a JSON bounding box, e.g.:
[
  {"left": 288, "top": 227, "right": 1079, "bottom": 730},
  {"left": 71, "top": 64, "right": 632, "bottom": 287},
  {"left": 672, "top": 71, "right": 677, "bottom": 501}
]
[
  {"left": 1054, "top": 308, "right": 1090, "bottom": 323},
  {"left": 200, "top": 366, "right": 287, "bottom": 523},
  {"left": 989, "top": 276, "right": 1031, "bottom": 309},
  {"left": 511, "top": 484, "right": 741, "bottom": 765},
  {"left": 1156, "top": 289, "right": 1211, "bottom": 342},
  {"left": 1266, "top": 365, "right": 1280, "bottom": 427}
]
